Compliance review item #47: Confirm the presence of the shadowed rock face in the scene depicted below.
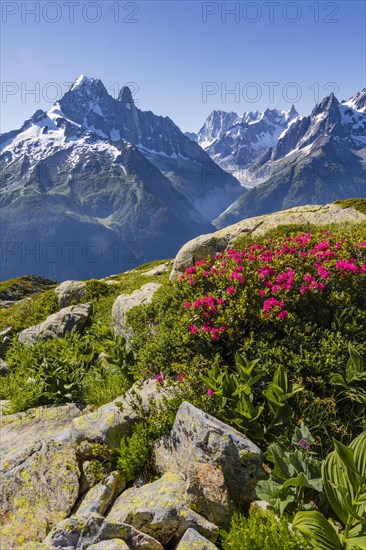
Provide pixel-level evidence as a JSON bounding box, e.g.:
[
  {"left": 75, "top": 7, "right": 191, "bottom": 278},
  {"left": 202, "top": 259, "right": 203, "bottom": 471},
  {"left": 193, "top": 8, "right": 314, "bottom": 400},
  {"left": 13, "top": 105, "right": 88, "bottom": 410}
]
[{"left": 153, "top": 401, "right": 263, "bottom": 506}]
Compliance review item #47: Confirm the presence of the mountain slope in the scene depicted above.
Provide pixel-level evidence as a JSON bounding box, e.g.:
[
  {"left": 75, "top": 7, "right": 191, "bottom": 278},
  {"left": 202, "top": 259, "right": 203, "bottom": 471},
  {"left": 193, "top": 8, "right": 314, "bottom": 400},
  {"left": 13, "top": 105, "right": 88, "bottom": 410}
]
[
  {"left": 214, "top": 91, "right": 366, "bottom": 227},
  {"left": 0, "top": 76, "right": 242, "bottom": 280}
]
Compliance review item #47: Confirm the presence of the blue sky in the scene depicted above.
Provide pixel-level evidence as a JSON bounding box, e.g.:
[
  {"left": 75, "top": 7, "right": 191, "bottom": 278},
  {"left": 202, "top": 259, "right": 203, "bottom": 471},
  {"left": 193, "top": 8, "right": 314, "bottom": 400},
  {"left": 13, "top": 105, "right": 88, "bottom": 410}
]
[{"left": 1, "top": 0, "right": 365, "bottom": 133}]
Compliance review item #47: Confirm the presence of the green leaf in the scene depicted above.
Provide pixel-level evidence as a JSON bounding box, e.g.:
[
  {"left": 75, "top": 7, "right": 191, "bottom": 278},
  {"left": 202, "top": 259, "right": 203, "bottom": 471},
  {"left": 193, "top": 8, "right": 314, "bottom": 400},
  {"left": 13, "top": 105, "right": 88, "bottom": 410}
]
[
  {"left": 283, "top": 472, "right": 314, "bottom": 489},
  {"left": 293, "top": 511, "right": 343, "bottom": 550},
  {"left": 349, "top": 431, "right": 366, "bottom": 478},
  {"left": 347, "top": 343, "right": 364, "bottom": 375},
  {"left": 292, "top": 423, "right": 316, "bottom": 446},
  {"left": 344, "top": 523, "right": 366, "bottom": 549},
  {"left": 273, "top": 365, "right": 288, "bottom": 392},
  {"left": 256, "top": 478, "right": 295, "bottom": 515},
  {"left": 322, "top": 452, "right": 348, "bottom": 525}
]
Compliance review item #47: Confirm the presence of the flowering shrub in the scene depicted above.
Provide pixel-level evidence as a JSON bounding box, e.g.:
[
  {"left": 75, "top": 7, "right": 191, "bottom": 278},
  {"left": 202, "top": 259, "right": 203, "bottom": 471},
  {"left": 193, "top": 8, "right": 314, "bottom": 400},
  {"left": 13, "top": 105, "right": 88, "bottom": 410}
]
[
  {"left": 179, "top": 231, "right": 366, "bottom": 343},
  {"left": 128, "top": 223, "right": 366, "bottom": 451}
]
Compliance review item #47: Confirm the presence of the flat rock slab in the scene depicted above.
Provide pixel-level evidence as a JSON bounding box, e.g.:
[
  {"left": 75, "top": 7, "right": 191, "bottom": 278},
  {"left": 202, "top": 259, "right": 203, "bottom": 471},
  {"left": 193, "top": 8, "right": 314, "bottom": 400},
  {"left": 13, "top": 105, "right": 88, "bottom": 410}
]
[
  {"left": 153, "top": 401, "right": 263, "bottom": 506},
  {"left": 18, "top": 303, "right": 92, "bottom": 346},
  {"left": 170, "top": 203, "right": 366, "bottom": 279}
]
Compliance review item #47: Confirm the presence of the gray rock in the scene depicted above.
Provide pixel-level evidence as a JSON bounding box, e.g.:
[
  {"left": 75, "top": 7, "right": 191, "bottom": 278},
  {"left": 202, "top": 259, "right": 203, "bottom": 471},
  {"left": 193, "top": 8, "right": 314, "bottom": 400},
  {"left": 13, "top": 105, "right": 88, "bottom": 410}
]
[
  {"left": 86, "top": 541, "right": 130, "bottom": 550},
  {"left": 170, "top": 203, "right": 366, "bottom": 280},
  {"left": 0, "top": 326, "right": 12, "bottom": 357},
  {"left": 18, "top": 303, "right": 92, "bottom": 346},
  {"left": 153, "top": 401, "right": 263, "bottom": 506},
  {"left": 44, "top": 513, "right": 164, "bottom": 550},
  {"left": 0, "top": 403, "right": 83, "bottom": 548},
  {"left": 76, "top": 471, "right": 125, "bottom": 516},
  {"left": 0, "top": 440, "right": 79, "bottom": 548},
  {"left": 0, "top": 358, "right": 10, "bottom": 376},
  {"left": 71, "top": 379, "right": 173, "bottom": 449},
  {"left": 0, "top": 297, "right": 31, "bottom": 309},
  {"left": 142, "top": 262, "right": 171, "bottom": 277},
  {"left": 111, "top": 283, "right": 162, "bottom": 341},
  {"left": 176, "top": 528, "right": 219, "bottom": 550},
  {"left": 107, "top": 472, "right": 218, "bottom": 546},
  {"left": 55, "top": 280, "right": 87, "bottom": 308}
]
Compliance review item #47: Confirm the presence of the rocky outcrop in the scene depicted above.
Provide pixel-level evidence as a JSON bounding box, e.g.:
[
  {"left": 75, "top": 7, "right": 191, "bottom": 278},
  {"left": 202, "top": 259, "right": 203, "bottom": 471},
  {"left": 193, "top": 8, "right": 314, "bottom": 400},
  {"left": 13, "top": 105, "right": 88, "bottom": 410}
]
[
  {"left": 71, "top": 379, "right": 170, "bottom": 448},
  {"left": 44, "top": 513, "right": 164, "bottom": 550},
  {"left": 107, "top": 472, "right": 218, "bottom": 546},
  {"left": 1, "top": 390, "right": 262, "bottom": 549},
  {"left": 153, "top": 401, "right": 263, "bottom": 506},
  {"left": 55, "top": 280, "right": 87, "bottom": 308},
  {"left": 111, "top": 283, "right": 162, "bottom": 341},
  {"left": 170, "top": 203, "right": 366, "bottom": 280},
  {"left": 18, "top": 303, "right": 92, "bottom": 346}
]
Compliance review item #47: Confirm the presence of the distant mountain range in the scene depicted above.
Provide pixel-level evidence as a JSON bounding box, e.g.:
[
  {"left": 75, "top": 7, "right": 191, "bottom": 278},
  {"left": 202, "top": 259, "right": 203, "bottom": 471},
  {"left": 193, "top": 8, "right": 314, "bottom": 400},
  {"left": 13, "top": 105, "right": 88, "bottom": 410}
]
[
  {"left": 204, "top": 90, "right": 366, "bottom": 227},
  {"left": 1, "top": 77, "right": 365, "bottom": 280}
]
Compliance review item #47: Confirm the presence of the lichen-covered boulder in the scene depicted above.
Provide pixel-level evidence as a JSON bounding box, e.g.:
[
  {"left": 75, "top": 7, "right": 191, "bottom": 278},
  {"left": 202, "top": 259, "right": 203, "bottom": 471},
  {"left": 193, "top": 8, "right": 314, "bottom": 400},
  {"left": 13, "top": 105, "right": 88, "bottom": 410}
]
[
  {"left": 55, "top": 280, "right": 87, "bottom": 307},
  {"left": 176, "top": 528, "right": 219, "bottom": 550},
  {"left": 170, "top": 203, "right": 366, "bottom": 280},
  {"left": 18, "top": 303, "right": 92, "bottom": 346},
  {"left": 44, "top": 512, "right": 164, "bottom": 550},
  {"left": 107, "top": 472, "right": 218, "bottom": 546},
  {"left": 153, "top": 402, "right": 263, "bottom": 506},
  {"left": 71, "top": 379, "right": 171, "bottom": 449},
  {"left": 87, "top": 540, "right": 130, "bottom": 549},
  {"left": 111, "top": 283, "right": 162, "bottom": 341},
  {"left": 76, "top": 471, "right": 125, "bottom": 516},
  {"left": 0, "top": 404, "right": 83, "bottom": 548},
  {"left": 0, "top": 440, "right": 80, "bottom": 548}
]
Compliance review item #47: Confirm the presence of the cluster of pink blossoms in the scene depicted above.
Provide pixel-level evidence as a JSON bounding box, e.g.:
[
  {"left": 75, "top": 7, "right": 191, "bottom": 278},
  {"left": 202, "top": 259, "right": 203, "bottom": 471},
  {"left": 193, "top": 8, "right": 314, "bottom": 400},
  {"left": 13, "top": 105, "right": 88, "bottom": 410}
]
[{"left": 180, "top": 231, "right": 366, "bottom": 338}]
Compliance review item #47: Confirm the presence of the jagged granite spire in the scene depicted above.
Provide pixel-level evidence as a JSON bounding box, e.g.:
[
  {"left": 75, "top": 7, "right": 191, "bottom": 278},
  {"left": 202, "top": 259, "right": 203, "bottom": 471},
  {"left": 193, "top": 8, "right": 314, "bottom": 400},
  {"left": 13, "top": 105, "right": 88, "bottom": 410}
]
[{"left": 118, "top": 86, "right": 135, "bottom": 107}]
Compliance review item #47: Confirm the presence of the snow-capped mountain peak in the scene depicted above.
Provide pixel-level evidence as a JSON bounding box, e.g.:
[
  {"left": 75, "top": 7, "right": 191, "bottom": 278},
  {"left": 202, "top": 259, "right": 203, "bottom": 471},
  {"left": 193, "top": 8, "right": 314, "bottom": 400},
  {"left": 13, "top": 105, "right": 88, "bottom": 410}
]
[
  {"left": 196, "top": 105, "right": 301, "bottom": 181},
  {"left": 342, "top": 88, "right": 366, "bottom": 113}
]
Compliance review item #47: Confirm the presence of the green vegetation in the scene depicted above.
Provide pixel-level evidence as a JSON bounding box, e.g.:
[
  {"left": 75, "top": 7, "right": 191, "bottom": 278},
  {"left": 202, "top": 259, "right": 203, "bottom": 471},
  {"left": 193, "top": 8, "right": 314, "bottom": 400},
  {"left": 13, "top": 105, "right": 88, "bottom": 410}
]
[
  {"left": 0, "top": 275, "right": 56, "bottom": 301},
  {"left": 221, "top": 508, "right": 312, "bottom": 549},
  {"left": 293, "top": 431, "right": 366, "bottom": 549},
  {"left": 334, "top": 198, "right": 366, "bottom": 215},
  {"left": 2, "top": 224, "right": 366, "bottom": 546},
  {"left": 0, "top": 260, "right": 170, "bottom": 412}
]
